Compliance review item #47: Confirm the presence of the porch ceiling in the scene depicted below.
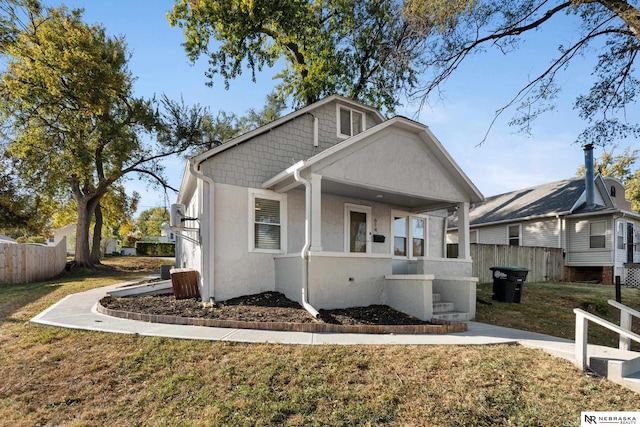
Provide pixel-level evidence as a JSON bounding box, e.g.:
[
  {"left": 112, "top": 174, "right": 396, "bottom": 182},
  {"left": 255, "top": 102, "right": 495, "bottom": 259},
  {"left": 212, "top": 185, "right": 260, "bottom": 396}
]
[{"left": 271, "top": 175, "right": 456, "bottom": 212}]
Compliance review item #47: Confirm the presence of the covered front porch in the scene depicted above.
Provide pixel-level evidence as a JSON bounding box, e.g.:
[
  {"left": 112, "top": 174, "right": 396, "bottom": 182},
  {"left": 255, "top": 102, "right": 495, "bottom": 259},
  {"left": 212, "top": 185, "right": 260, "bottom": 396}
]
[
  {"left": 274, "top": 253, "right": 477, "bottom": 321},
  {"left": 262, "top": 118, "right": 482, "bottom": 321}
]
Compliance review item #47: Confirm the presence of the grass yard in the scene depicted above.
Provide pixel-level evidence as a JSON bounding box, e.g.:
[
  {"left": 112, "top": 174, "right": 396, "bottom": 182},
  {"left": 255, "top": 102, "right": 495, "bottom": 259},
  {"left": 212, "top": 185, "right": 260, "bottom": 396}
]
[
  {"left": 475, "top": 280, "right": 640, "bottom": 349},
  {"left": 1, "top": 258, "right": 639, "bottom": 426}
]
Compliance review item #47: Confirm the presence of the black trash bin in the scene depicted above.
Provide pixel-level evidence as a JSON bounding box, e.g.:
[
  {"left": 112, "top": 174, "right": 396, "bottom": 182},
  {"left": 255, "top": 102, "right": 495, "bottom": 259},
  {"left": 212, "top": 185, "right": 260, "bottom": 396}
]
[{"left": 490, "top": 266, "right": 529, "bottom": 303}]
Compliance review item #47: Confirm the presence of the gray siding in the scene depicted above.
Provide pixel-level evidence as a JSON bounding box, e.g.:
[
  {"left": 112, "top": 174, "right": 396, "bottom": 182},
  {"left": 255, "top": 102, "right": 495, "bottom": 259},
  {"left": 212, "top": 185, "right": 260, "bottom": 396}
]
[
  {"left": 201, "top": 99, "right": 383, "bottom": 189},
  {"left": 565, "top": 216, "right": 614, "bottom": 266},
  {"left": 522, "top": 218, "right": 560, "bottom": 247},
  {"left": 477, "top": 226, "right": 506, "bottom": 245}
]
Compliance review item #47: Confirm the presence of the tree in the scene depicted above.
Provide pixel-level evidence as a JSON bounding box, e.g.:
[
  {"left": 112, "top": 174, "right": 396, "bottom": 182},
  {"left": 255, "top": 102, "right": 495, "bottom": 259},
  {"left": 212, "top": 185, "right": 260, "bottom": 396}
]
[
  {"left": 168, "top": 0, "right": 428, "bottom": 113},
  {"left": 0, "top": 2, "right": 206, "bottom": 267},
  {"left": 183, "top": 92, "right": 288, "bottom": 157},
  {"left": 136, "top": 207, "right": 170, "bottom": 238},
  {"left": 577, "top": 146, "right": 640, "bottom": 211},
  {"left": 404, "top": 0, "right": 640, "bottom": 146},
  {"left": 0, "top": 153, "right": 54, "bottom": 237}
]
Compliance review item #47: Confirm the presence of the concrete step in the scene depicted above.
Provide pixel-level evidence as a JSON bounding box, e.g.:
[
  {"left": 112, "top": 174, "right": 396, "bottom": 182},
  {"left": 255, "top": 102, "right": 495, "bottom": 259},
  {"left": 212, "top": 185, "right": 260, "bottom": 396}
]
[
  {"left": 433, "top": 302, "right": 455, "bottom": 312},
  {"left": 432, "top": 311, "right": 469, "bottom": 322},
  {"left": 433, "top": 293, "right": 441, "bottom": 303},
  {"left": 589, "top": 353, "right": 640, "bottom": 393},
  {"left": 623, "top": 371, "right": 640, "bottom": 393}
]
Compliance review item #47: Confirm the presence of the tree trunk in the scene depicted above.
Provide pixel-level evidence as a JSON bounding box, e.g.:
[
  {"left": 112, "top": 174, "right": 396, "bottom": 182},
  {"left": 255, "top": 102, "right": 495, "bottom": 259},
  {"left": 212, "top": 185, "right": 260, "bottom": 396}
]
[
  {"left": 74, "top": 198, "right": 94, "bottom": 268},
  {"left": 74, "top": 194, "right": 102, "bottom": 268},
  {"left": 90, "top": 203, "right": 103, "bottom": 265}
]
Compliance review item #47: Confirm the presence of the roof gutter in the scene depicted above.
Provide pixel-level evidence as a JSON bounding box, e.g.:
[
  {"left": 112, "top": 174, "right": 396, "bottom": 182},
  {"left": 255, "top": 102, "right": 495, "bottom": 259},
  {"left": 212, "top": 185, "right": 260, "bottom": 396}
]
[{"left": 290, "top": 163, "right": 320, "bottom": 318}]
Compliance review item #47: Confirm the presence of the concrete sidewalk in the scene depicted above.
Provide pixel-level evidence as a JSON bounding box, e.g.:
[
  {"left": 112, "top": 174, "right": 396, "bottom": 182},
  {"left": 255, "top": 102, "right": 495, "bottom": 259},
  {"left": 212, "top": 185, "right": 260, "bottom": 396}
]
[{"left": 29, "top": 278, "right": 633, "bottom": 367}]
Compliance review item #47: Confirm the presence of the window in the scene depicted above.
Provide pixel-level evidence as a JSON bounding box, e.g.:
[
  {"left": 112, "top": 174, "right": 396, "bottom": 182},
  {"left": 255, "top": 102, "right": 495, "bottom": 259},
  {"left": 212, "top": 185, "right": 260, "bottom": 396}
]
[
  {"left": 617, "top": 222, "right": 625, "bottom": 250},
  {"left": 249, "top": 190, "right": 286, "bottom": 252},
  {"left": 412, "top": 218, "right": 425, "bottom": 256},
  {"left": 470, "top": 230, "right": 478, "bottom": 244},
  {"left": 337, "top": 105, "right": 364, "bottom": 138},
  {"left": 394, "top": 217, "right": 407, "bottom": 256},
  {"left": 508, "top": 225, "right": 520, "bottom": 246},
  {"left": 345, "top": 204, "right": 371, "bottom": 253},
  {"left": 393, "top": 211, "right": 428, "bottom": 257},
  {"left": 611, "top": 186, "right": 616, "bottom": 197},
  {"left": 590, "top": 221, "right": 606, "bottom": 249}
]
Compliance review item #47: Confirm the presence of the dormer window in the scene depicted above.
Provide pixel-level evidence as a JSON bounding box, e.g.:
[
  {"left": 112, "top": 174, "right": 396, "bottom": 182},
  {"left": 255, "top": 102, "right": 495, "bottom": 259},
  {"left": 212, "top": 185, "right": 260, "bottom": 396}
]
[
  {"left": 337, "top": 105, "right": 364, "bottom": 138},
  {"left": 611, "top": 186, "right": 616, "bottom": 197}
]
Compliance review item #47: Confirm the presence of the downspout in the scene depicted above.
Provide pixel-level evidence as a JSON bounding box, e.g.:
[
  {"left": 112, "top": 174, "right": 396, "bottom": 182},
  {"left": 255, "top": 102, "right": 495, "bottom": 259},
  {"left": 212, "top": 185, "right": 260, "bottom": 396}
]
[
  {"left": 189, "top": 160, "right": 215, "bottom": 305},
  {"left": 292, "top": 167, "right": 320, "bottom": 318}
]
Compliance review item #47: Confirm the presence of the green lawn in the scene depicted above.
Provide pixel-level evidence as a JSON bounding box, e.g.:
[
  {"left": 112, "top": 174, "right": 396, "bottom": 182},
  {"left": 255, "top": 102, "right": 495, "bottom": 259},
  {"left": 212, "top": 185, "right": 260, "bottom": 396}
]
[
  {"left": 1, "top": 261, "right": 639, "bottom": 426},
  {"left": 475, "top": 280, "right": 640, "bottom": 349}
]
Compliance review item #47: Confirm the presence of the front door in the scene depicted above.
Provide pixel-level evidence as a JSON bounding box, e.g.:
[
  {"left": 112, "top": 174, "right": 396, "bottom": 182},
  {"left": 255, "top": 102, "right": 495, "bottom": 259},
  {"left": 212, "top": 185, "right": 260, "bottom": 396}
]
[{"left": 345, "top": 204, "right": 371, "bottom": 253}]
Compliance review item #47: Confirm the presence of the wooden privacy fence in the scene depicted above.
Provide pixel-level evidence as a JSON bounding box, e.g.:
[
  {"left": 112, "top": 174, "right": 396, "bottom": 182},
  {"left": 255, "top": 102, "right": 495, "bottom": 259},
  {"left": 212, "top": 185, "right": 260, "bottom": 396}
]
[
  {"left": 0, "top": 241, "right": 67, "bottom": 285},
  {"left": 469, "top": 244, "right": 564, "bottom": 284}
]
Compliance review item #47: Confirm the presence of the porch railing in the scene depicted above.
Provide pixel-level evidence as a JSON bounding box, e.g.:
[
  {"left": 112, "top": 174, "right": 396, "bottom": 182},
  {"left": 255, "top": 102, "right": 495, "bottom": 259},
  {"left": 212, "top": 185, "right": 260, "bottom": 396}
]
[{"left": 573, "top": 299, "right": 640, "bottom": 370}]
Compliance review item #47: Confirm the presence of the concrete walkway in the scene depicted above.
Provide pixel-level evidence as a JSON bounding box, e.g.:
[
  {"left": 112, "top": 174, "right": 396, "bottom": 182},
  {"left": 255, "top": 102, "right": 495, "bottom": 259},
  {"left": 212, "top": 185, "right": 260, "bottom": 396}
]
[{"left": 28, "top": 278, "right": 636, "bottom": 367}]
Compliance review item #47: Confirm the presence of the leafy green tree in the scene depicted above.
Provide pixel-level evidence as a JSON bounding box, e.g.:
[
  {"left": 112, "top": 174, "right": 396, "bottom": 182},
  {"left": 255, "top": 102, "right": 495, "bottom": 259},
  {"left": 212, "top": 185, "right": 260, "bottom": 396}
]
[
  {"left": 136, "top": 207, "right": 170, "bottom": 237},
  {"left": 185, "top": 92, "right": 288, "bottom": 157},
  {"left": 168, "top": 0, "right": 427, "bottom": 113},
  {"left": 577, "top": 146, "right": 640, "bottom": 211},
  {"left": 0, "top": 2, "right": 206, "bottom": 267},
  {"left": 404, "top": 0, "right": 640, "bottom": 146},
  {"left": 238, "top": 92, "right": 287, "bottom": 132}
]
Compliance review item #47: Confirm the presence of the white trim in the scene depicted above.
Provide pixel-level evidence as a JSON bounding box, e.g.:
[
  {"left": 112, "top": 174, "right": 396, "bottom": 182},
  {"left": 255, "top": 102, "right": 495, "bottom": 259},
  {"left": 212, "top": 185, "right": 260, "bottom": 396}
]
[
  {"left": 507, "top": 224, "right": 522, "bottom": 246},
  {"left": 248, "top": 188, "right": 287, "bottom": 254},
  {"left": 391, "top": 209, "right": 430, "bottom": 259},
  {"left": 589, "top": 219, "right": 607, "bottom": 249},
  {"left": 344, "top": 203, "right": 372, "bottom": 253},
  {"left": 336, "top": 104, "right": 366, "bottom": 139}
]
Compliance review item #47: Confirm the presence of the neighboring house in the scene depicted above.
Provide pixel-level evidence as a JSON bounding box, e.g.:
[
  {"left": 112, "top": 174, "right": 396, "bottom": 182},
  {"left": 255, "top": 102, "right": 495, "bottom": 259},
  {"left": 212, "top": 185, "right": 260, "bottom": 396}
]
[
  {"left": 158, "top": 223, "right": 176, "bottom": 243},
  {"left": 0, "top": 234, "right": 17, "bottom": 244},
  {"left": 48, "top": 224, "right": 119, "bottom": 257},
  {"left": 48, "top": 224, "right": 76, "bottom": 255},
  {"left": 447, "top": 145, "right": 640, "bottom": 285},
  {"left": 173, "top": 95, "right": 484, "bottom": 321}
]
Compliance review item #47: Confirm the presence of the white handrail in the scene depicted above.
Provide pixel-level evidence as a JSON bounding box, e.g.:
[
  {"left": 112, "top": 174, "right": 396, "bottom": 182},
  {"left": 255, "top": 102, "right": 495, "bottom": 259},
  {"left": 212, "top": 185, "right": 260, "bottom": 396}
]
[
  {"left": 608, "top": 300, "right": 640, "bottom": 351},
  {"left": 573, "top": 308, "right": 640, "bottom": 371}
]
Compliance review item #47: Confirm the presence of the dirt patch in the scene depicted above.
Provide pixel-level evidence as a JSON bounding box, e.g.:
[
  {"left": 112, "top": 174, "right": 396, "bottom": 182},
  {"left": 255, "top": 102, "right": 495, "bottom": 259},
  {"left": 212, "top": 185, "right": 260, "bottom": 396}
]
[{"left": 100, "top": 291, "right": 432, "bottom": 326}]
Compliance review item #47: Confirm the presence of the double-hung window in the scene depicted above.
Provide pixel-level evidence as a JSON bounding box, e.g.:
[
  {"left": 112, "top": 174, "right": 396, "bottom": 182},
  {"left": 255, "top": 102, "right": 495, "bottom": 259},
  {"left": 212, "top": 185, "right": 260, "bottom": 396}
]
[
  {"left": 337, "top": 105, "right": 364, "bottom": 138},
  {"left": 249, "top": 190, "right": 286, "bottom": 252},
  {"left": 617, "top": 222, "right": 625, "bottom": 250},
  {"left": 393, "top": 212, "right": 427, "bottom": 258},
  {"left": 508, "top": 225, "right": 521, "bottom": 246},
  {"left": 589, "top": 220, "right": 606, "bottom": 249}
]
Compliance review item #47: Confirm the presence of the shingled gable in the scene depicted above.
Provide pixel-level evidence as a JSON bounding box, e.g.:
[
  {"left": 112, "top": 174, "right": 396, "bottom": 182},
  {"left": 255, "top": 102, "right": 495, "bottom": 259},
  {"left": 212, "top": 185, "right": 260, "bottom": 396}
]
[
  {"left": 449, "top": 175, "right": 615, "bottom": 229},
  {"left": 189, "top": 94, "right": 385, "bottom": 167},
  {"left": 262, "top": 115, "right": 483, "bottom": 208}
]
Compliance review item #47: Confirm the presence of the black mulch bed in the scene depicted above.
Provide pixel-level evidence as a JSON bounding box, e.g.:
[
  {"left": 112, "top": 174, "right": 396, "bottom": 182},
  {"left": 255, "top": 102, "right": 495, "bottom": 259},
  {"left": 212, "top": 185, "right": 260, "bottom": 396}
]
[{"left": 100, "top": 291, "right": 432, "bottom": 326}]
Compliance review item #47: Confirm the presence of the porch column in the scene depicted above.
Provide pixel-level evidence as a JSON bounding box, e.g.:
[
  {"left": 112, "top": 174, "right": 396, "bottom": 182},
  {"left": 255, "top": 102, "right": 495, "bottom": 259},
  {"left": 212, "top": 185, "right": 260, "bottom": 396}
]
[
  {"left": 457, "top": 201, "right": 471, "bottom": 260},
  {"left": 309, "top": 173, "right": 323, "bottom": 252}
]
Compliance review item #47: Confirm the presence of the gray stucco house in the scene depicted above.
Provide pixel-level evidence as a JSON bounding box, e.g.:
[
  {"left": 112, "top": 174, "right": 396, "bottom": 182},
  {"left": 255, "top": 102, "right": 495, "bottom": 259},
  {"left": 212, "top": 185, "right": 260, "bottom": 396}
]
[
  {"left": 172, "top": 95, "right": 484, "bottom": 321},
  {"left": 447, "top": 145, "right": 640, "bottom": 285}
]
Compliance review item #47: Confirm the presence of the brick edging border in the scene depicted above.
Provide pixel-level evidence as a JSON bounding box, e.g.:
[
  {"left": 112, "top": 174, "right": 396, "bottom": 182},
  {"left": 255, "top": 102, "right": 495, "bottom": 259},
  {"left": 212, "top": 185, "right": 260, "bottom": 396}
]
[{"left": 96, "top": 303, "right": 468, "bottom": 335}]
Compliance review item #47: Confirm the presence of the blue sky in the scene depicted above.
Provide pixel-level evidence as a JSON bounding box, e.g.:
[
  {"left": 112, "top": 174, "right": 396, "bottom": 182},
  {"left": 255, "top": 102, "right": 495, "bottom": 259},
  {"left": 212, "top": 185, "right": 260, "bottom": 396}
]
[{"left": 42, "top": 0, "right": 612, "bottom": 216}]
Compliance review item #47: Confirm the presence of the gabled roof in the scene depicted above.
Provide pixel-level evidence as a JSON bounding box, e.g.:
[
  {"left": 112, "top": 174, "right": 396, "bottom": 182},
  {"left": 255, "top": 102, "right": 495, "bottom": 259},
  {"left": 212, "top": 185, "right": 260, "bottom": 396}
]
[
  {"left": 190, "top": 94, "right": 385, "bottom": 166},
  {"left": 262, "top": 116, "right": 484, "bottom": 207},
  {"left": 448, "top": 175, "right": 624, "bottom": 228},
  {"left": 471, "top": 177, "right": 585, "bottom": 225}
]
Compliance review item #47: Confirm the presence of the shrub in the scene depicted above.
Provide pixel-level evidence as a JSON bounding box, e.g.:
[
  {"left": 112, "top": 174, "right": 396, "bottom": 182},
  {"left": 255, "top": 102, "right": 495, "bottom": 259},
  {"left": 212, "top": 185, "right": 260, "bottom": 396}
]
[{"left": 135, "top": 241, "right": 175, "bottom": 257}]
